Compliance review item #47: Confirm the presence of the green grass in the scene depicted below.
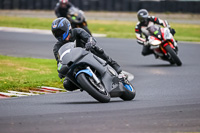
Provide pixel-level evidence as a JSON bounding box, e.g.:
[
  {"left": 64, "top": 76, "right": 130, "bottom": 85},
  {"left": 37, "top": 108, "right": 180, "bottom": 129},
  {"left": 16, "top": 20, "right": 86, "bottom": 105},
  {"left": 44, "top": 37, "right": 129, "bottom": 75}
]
[
  {"left": 0, "top": 16, "right": 200, "bottom": 42},
  {"left": 171, "top": 23, "right": 200, "bottom": 42},
  {"left": 0, "top": 55, "right": 63, "bottom": 92},
  {"left": 88, "top": 20, "right": 135, "bottom": 38},
  {"left": 0, "top": 16, "right": 52, "bottom": 30}
]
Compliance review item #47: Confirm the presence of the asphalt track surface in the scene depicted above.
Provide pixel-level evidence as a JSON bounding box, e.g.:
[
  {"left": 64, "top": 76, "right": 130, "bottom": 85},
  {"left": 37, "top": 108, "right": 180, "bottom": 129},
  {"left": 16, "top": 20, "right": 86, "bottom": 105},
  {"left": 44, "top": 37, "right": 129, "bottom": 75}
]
[{"left": 0, "top": 31, "right": 200, "bottom": 133}]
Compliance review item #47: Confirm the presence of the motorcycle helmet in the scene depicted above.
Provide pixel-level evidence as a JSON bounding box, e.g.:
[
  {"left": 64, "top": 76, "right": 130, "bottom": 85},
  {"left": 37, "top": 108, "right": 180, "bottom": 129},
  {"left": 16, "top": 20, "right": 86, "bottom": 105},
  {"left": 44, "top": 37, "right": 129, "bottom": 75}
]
[
  {"left": 51, "top": 17, "right": 71, "bottom": 42},
  {"left": 137, "top": 9, "right": 149, "bottom": 23},
  {"left": 59, "top": 0, "right": 68, "bottom": 4},
  {"left": 59, "top": 0, "right": 68, "bottom": 8}
]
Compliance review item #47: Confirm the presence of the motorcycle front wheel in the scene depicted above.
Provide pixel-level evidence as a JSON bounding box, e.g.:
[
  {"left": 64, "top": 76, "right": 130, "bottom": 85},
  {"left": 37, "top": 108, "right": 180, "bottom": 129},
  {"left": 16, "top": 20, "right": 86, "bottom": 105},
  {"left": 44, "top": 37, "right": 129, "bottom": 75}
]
[
  {"left": 120, "top": 80, "right": 136, "bottom": 101},
  {"left": 165, "top": 45, "right": 182, "bottom": 66},
  {"left": 76, "top": 73, "right": 110, "bottom": 103}
]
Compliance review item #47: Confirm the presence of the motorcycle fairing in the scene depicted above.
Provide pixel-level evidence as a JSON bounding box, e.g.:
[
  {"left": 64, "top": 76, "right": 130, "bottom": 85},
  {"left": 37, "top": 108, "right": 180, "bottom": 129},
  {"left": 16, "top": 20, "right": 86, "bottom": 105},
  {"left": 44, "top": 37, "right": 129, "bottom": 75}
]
[
  {"left": 60, "top": 48, "right": 88, "bottom": 65},
  {"left": 75, "top": 54, "right": 124, "bottom": 97},
  {"left": 58, "top": 45, "right": 125, "bottom": 97},
  {"left": 149, "top": 36, "right": 161, "bottom": 46}
]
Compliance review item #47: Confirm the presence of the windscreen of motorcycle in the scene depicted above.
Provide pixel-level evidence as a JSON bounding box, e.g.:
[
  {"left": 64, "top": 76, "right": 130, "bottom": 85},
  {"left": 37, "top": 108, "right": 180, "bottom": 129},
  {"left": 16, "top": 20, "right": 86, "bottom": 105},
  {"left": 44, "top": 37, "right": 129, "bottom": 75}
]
[
  {"left": 163, "top": 28, "right": 173, "bottom": 41},
  {"left": 59, "top": 46, "right": 88, "bottom": 65}
]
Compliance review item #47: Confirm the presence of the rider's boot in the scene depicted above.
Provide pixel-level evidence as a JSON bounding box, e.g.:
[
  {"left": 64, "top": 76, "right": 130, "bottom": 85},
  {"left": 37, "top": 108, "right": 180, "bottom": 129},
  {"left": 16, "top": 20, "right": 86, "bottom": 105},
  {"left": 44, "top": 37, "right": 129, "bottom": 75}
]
[
  {"left": 100, "top": 52, "right": 128, "bottom": 81},
  {"left": 105, "top": 55, "right": 128, "bottom": 81},
  {"left": 153, "top": 53, "right": 159, "bottom": 59},
  {"left": 103, "top": 55, "right": 128, "bottom": 81},
  {"left": 90, "top": 45, "right": 122, "bottom": 74},
  {"left": 107, "top": 57, "right": 122, "bottom": 74}
]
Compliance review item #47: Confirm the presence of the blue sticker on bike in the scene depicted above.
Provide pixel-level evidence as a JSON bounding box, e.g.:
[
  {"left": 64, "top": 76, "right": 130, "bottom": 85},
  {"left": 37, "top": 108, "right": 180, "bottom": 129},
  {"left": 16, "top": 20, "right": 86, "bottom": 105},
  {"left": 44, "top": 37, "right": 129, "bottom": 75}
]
[
  {"left": 123, "top": 83, "right": 133, "bottom": 92},
  {"left": 75, "top": 69, "right": 93, "bottom": 78}
]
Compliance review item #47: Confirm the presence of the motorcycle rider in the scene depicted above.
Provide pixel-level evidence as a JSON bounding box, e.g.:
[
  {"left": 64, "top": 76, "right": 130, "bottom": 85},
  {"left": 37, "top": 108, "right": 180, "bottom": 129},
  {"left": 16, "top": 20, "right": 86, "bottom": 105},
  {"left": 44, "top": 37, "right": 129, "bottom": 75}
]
[
  {"left": 52, "top": 17, "right": 124, "bottom": 91},
  {"left": 55, "top": 0, "right": 91, "bottom": 35},
  {"left": 55, "top": 0, "right": 74, "bottom": 18},
  {"left": 135, "top": 9, "right": 176, "bottom": 57}
]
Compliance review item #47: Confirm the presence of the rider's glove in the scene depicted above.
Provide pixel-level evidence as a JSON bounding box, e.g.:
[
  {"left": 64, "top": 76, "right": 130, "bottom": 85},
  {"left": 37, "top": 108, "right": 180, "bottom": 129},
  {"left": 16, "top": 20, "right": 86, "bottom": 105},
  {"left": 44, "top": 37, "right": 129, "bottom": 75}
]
[
  {"left": 169, "top": 28, "right": 176, "bottom": 36},
  {"left": 85, "top": 41, "right": 96, "bottom": 51}
]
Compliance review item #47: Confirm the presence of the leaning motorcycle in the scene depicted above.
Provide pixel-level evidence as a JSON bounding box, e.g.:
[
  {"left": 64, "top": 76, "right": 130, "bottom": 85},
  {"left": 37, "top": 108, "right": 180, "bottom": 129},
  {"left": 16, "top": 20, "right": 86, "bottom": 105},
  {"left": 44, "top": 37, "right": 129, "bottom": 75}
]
[
  {"left": 67, "top": 7, "right": 91, "bottom": 35},
  {"left": 57, "top": 43, "right": 136, "bottom": 103},
  {"left": 147, "top": 25, "right": 182, "bottom": 66}
]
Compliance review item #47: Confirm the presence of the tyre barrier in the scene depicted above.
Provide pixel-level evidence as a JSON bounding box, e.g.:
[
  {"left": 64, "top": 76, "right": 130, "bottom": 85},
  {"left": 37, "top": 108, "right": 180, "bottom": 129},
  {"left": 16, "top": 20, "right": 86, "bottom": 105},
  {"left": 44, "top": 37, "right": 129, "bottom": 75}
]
[{"left": 0, "top": 0, "right": 200, "bottom": 13}]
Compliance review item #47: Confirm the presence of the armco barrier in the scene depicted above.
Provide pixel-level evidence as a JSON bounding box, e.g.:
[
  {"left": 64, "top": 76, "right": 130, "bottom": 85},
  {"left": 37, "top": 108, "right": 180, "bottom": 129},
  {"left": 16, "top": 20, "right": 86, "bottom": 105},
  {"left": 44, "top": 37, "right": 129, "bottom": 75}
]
[{"left": 0, "top": 0, "right": 200, "bottom": 13}]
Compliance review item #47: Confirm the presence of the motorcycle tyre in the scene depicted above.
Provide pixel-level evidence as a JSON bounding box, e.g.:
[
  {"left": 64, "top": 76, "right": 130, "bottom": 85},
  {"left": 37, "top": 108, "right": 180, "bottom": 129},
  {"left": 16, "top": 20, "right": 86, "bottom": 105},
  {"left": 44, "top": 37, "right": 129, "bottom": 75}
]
[
  {"left": 77, "top": 73, "right": 110, "bottom": 103},
  {"left": 165, "top": 45, "right": 182, "bottom": 66},
  {"left": 120, "top": 81, "right": 136, "bottom": 101}
]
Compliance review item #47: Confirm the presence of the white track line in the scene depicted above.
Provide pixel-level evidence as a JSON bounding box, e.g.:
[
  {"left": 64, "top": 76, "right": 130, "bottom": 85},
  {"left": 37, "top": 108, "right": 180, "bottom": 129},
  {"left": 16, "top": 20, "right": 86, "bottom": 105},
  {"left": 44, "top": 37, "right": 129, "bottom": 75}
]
[
  {"left": 0, "top": 92, "right": 24, "bottom": 97},
  {"left": 8, "top": 91, "right": 38, "bottom": 96},
  {"left": 41, "top": 86, "right": 65, "bottom": 91}
]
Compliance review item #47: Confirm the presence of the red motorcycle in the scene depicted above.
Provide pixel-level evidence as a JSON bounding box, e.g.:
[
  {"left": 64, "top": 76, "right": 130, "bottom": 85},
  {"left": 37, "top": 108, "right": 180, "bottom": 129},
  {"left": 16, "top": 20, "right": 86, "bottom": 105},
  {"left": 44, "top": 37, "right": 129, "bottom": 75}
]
[{"left": 147, "top": 25, "right": 182, "bottom": 66}]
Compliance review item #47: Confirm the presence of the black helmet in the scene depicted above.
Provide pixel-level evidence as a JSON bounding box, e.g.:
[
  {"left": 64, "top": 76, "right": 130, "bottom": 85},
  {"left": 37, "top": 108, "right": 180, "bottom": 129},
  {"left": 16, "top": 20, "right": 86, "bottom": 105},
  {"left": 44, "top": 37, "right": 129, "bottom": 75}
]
[
  {"left": 137, "top": 9, "right": 149, "bottom": 23},
  {"left": 51, "top": 17, "right": 71, "bottom": 42}
]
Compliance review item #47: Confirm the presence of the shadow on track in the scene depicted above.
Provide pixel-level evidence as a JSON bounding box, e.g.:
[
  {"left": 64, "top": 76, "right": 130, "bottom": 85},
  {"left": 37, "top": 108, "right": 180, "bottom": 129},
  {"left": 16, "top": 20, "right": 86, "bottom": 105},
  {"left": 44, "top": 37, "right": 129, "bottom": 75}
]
[{"left": 55, "top": 100, "right": 124, "bottom": 105}]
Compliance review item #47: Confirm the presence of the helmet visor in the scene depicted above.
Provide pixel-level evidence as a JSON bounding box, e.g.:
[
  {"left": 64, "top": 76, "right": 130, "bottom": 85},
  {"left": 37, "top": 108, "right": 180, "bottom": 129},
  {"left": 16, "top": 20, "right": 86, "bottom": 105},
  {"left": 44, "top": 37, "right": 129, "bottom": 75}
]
[
  {"left": 53, "top": 29, "right": 70, "bottom": 41},
  {"left": 54, "top": 29, "right": 65, "bottom": 38}
]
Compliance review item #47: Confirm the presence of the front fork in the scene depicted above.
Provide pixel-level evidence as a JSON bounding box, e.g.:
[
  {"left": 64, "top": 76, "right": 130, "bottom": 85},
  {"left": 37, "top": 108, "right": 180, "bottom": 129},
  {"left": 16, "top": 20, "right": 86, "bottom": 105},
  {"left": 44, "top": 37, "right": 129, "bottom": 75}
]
[
  {"left": 86, "top": 67, "right": 100, "bottom": 84},
  {"left": 162, "top": 41, "right": 175, "bottom": 55}
]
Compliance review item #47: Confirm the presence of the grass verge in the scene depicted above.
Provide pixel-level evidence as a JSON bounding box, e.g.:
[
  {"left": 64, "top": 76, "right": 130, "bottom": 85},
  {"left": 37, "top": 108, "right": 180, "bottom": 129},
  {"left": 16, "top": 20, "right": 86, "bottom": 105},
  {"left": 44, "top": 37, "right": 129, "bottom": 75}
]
[
  {"left": 0, "top": 55, "right": 63, "bottom": 92},
  {"left": 0, "top": 16, "right": 200, "bottom": 42}
]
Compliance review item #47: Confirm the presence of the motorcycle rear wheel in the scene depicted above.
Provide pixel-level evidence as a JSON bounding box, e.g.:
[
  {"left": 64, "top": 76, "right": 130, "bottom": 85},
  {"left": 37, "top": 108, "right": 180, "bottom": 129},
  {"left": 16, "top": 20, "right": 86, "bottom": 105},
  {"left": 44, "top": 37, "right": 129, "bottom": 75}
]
[
  {"left": 77, "top": 73, "right": 110, "bottom": 103},
  {"left": 120, "top": 80, "right": 136, "bottom": 101},
  {"left": 165, "top": 45, "right": 182, "bottom": 66}
]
